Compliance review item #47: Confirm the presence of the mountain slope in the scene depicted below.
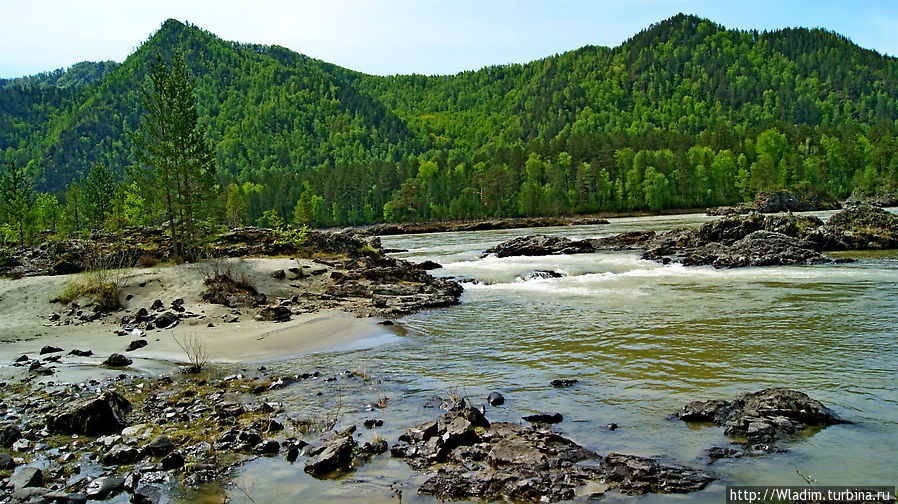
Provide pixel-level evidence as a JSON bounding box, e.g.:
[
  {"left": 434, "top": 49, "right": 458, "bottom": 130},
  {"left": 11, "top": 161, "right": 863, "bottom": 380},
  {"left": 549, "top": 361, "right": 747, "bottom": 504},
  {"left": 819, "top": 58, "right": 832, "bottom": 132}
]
[{"left": 1, "top": 14, "right": 897, "bottom": 222}]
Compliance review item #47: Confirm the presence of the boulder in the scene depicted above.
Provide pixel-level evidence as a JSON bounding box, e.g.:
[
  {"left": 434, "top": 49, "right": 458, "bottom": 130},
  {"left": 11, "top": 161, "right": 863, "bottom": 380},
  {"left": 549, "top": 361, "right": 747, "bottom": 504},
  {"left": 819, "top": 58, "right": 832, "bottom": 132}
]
[
  {"left": 677, "top": 388, "right": 846, "bottom": 443},
  {"left": 416, "top": 260, "right": 442, "bottom": 270},
  {"left": 143, "top": 436, "right": 175, "bottom": 457},
  {"left": 47, "top": 391, "right": 132, "bottom": 435},
  {"left": 1, "top": 424, "right": 22, "bottom": 447},
  {"left": 487, "top": 392, "right": 505, "bottom": 406},
  {"left": 103, "top": 353, "right": 132, "bottom": 367},
  {"left": 483, "top": 235, "right": 596, "bottom": 258},
  {"left": 520, "top": 270, "right": 564, "bottom": 281},
  {"left": 153, "top": 311, "right": 179, "bottom": 330},
  {"left": 85, "top": 476, "right": 125, "bottom": 500},
  {"left": 550, "top": 378, "right": 579, "bottom": 388},
  {"left": 522, "top": 412, "right": 563, "bottom": 424},
  {"left": 39, "top": 345, "right": 64, "bottom": 355},
  {"left": 126, "top": 339, "right": 148, "bottom": 352},
  {"left": 256, "top": 305, "right": 292, "bottom": 322},
  {"left": 0, "top": 451, "right": 15, "bottom": 470},
  {"left": 101, "top": 444, "right": 141, "bottom": 465},
  {"left": 601, "top": 453, "right": 715, "bottom": 494},
  {"left": 9, "top": 466, "right": 43, "bottom": 490},
  {"left": 303, "top": 434, "right": 358, "bottom": 477}
]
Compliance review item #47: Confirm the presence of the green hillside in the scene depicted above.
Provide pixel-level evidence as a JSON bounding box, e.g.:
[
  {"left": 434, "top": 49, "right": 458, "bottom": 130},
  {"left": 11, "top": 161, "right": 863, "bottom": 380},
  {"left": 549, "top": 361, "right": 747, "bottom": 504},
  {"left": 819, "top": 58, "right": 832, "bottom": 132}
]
[{"left": 2, "top": 14, "right": 897, "bottom": 229}]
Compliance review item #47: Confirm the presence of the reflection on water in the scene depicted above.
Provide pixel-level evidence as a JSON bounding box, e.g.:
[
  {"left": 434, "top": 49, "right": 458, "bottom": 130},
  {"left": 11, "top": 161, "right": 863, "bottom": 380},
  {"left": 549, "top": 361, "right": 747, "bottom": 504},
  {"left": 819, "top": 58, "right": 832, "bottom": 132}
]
[{"left": 219, "top": 211, "right": 898, "bottom": 503}]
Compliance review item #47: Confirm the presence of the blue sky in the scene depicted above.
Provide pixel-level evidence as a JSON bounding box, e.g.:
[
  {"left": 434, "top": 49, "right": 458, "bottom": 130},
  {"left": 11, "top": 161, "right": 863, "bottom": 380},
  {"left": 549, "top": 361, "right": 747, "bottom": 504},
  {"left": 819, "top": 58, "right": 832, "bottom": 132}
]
[{"left": 2, "top": 0, "right": 897, "bottom": 79}]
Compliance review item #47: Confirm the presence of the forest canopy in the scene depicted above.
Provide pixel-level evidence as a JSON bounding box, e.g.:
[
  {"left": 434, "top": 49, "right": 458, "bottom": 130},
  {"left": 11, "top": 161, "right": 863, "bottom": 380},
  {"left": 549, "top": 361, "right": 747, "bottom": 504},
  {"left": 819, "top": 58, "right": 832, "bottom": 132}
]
[{"left": 1, "top": 13, "right": 897, "bottom": 238}]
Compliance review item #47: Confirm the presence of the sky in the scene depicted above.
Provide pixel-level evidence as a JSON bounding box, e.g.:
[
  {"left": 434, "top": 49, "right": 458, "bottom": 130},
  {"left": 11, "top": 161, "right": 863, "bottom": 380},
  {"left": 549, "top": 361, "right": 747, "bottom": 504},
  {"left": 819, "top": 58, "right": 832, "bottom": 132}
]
[{"left": 2, "top": 0, "right": 898, "bottom": 79}]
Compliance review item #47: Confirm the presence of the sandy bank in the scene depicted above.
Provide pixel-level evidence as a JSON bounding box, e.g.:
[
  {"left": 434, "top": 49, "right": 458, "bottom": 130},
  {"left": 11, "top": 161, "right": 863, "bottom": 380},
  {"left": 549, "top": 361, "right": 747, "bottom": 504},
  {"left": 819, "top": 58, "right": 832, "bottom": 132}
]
[{"left": 0, "top": 257, "right": 391, "bottom": 378}]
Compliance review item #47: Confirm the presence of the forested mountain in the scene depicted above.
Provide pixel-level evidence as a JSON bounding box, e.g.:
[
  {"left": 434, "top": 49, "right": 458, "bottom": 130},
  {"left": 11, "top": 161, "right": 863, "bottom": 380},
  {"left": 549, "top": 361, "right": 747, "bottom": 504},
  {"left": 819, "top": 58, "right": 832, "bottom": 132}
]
[{"left": 2, "top": 14, "right": 897, "bottom": 230}]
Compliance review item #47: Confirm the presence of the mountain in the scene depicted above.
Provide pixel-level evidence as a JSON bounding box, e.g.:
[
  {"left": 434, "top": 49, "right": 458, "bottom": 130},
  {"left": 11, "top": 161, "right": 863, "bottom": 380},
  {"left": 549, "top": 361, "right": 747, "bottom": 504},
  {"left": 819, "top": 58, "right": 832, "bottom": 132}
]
[{"left": 1, "top": 14, "right": 897, "bottom": 225}]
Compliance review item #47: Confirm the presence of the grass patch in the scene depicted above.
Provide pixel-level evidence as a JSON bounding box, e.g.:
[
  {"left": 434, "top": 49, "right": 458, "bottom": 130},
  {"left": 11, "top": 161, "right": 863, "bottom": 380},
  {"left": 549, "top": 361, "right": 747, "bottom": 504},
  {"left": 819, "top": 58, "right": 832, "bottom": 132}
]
[{"left": 54, "top": 253, "right": 126, "bottom": 311}]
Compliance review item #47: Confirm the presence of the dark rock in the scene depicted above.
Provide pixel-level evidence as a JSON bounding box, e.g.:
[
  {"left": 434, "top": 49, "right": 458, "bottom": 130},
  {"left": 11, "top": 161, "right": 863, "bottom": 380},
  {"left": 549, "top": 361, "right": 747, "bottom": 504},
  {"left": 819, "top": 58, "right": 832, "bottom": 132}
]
[
  {"left": 126, "top": 340, "right": 148, "bottom": 352},
  {"left": 46, "top": 391, "right": 132, "bottom": 435},
  {"left": 550, "top": 378, "right": 579, "bottom": 388},
  {"left": 601, "top": 452, "right": 715, "bottom": 494},
  {"left": 134, "top": 307, "right": 152, "bottom": 323},
  {"left": 68, "top": 349, "right": 93, "bottom": 357},
  {"left": 606, "top": 423, "right": 618, "bottom": 431},
  {"left": 0, "top": 451, "right": 15, "bottom": 470},
  {"left": 40, "top": 345, "right": 64, "bottom": 355},
  {"left": 809, "top": 204, "right": 898, "bottom": 250},
  {"left": 9, "top": 466, "right": 43, "bottom": 490},
  {"left": 755, "top": 190, "right": 816, "bottom": 213},
  {"left": 103, "top": 353, "right": 132, "bottom": 367},
  {"left": 102, "top": 444, "right": 141, "bottom": 465},
  {"left": 415, "top": 260, "right": 442, "bottom": 270},
  {"left": 43, "top": 491, "right": 88, "bottom": 503},
  {"left": 677, "top": 388, "right": 846, "bottom": 443},
  {"left": 520, "top": 270, "right": 564, "bottom": 281},
  {"left": 522, "top": 412, "right": 563, "bottom": 424},
  {"left": 304, "top": 434, "right": 358, "bottom": 477},
  {"left": 132, "top": 485, "right": 164, "bottom": 504},
  {"left": 143, "top": 436, "right": 175, "bottom": 457},
  {"left": 1, "top": 423, "right": 22, "bottom": 447},
  {"left": 160, "top": 451, "right": 185, "bottom": 470},
  {"left": 253, "top": 440, "right": 280, "bottom": 455},
  {"left": 256, "top": 305, "right": 292, "bottom": 322},
  {"left": 487, "top": 392, "right": 505, "bottom": 406},
  {"left": 15, "top": 354, "right": 29, "bottom": 363},
  {"left": 484, "top": 235, "right": 596, "bottom": 258},
  {"left": 270, "top": 269, "right": 285, "bottom": 279},
  {"left": 85, "top": 476, "right": 125, "bottom": 500},
  {"left": 150, "top": 300, "right": 164, "bottom": 311},
  {"left": 153, "top": 311, "right": 179, "bottom": 330},
  {"left": 708, "top": 446, "right": 743, "bottom": 459},
  {"left": 216, "top": 401, "right": 245, "bottom": 417}
]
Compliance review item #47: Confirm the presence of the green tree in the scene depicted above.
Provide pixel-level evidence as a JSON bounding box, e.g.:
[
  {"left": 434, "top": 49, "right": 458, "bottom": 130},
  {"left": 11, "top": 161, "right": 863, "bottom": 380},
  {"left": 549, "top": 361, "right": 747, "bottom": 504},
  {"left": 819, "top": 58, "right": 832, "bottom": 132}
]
[
  {"left": 34, "top": 193, "right": 61, "bottom": 233},
  {"left": 384, "top": 178, "right": 426, "bottom": 223},
  {"left": 83, "top": 163, "right": 115, "bottom": 229},
  {"left": 0, "top": 160, "right": 33, "bottom": 246},
  {"left": 131, "top": 52, "right": 216, "bottom": 258},
  {"left": 225, "top": 183, "right": 245, "bottom": 228}
]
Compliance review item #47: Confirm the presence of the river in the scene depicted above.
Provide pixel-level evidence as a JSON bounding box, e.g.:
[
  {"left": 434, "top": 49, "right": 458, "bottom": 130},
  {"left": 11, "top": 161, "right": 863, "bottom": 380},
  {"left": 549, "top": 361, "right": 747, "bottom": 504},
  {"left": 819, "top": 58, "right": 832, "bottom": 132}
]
[{"left": 216, "top": 211, "right": 898, "bottom": 503}]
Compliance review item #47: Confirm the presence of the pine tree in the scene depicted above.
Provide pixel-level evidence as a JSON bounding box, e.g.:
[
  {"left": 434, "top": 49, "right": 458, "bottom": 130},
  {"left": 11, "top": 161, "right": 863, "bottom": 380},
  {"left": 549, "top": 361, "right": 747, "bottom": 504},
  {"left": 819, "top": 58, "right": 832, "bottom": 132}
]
[
  {"left": 131, "top": 53, "right": 215, "bottom": 258},
  {"left": 0, "top": 160, "right": 33, "bottom": 246}
]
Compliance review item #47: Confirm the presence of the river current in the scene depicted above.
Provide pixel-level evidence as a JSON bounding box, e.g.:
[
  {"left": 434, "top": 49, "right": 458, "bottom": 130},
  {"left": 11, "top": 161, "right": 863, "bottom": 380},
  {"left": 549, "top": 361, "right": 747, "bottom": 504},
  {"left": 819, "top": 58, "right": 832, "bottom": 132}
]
[{"left": 215, "top": 211, "right": 898, "bottom": 503}]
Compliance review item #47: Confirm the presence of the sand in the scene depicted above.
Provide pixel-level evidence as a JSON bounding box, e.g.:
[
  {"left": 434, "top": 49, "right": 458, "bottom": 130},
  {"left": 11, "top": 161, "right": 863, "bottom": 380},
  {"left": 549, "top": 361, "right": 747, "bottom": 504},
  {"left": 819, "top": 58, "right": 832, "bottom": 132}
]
[{"left": 0, "top": 257, "right": 390, "bottom": 380}]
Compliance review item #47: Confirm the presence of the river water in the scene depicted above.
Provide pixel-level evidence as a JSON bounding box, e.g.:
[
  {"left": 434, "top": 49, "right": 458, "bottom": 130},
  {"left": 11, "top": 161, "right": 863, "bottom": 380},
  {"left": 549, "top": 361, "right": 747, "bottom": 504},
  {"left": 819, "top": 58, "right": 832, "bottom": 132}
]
[{"left": 217, "top": 211, "right": 898, "bottom": 503}]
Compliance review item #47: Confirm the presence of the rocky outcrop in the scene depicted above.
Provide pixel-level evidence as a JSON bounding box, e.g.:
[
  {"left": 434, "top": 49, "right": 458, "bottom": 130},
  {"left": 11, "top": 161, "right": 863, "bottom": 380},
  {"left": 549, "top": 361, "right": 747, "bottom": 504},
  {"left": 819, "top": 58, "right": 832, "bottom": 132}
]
[
  {"left": 707, "top": 190, "right": 841, "bottom": 215},
  {"left": 303, "top": 433, "right": 358, "bottom": 477},
  {"left": 483, "top": 235, "right": 596, "bottom": 258},
  {"left": 677, "top": 388, "right": 847, "bottom": 446},
  {"left": 805, "top": 204, "right": 898, "bottom": 250},
  {"left": 358, "top": 216, "right": 609, "bottom": 237},
  {"left": 46, "top": 391, "right": 132, "bottom": 435},
  {"left": 391, "top": 405, "right": 714, "bottom": 502}
]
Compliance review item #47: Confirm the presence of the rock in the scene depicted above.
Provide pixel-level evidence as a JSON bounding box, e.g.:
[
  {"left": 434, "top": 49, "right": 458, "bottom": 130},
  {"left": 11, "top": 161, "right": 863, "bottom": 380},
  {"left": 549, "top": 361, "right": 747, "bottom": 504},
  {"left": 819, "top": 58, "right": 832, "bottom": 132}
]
[
  {"left": 85, "top": 476, "right": 125, "bottom": 500},
  {"left": 101, "top": 444, "right": 141, "bottom": 465},
  {"left": 362, "top": 418, "right": 383, "bottom": 429},
  {"left": 522, "top": 412, "right": 563, "bottom": 424},
  {"left": 68, "top": 349, "right": 93, "bottom": 357},
  {"left": 520, "top": 270, "right": 564, "bottom": 281},
  {"left": 1, "top": 424, "right": 21, "bottom": 447},
  {"left": 271, "top": 269, "right": 285, "bottom": 279},
  {"left": 487, "top": 392, "right": 505, "bottom": 406},
  {"left": 809, "top": 204, "right": 898, "bottom": 250},
  {"left": 601, "top": 453, "right": 715, "bottom": 494},
  {"left": 103, "top": 353, "right": 132, "bottom": 367},
  {"left": 216, "top": 401, "right": 245, "bottom": 417},
  {"left": 126, "top": 340, "right": 148, "bottom": 352},
  {"left": 253, "top": 440, "right": 280, "bottom": 455},
  {"left": 550, "top": 378, "right": 579, "bottom": 388},
  {"left": 755, "top": 190, "right": 816, "bottom": 213},
  {"left": 606, "top": 422, "right": 618, "bottom": 431},
  {"left": 13, "top": 487, "right": 51, "bottom": 502},
  {"left": 677, "top": 388, "right": 846, "bottom": 444},
  {"left": 161, "top": 451, "right": 185, "bottom": 470},
  {"left": 484, "top": 235, "right": 596, "bottom": 258},
  {"left": 171, "top": 298, "right": 184, "bottom": 312},
  {"left": 42, "top": 491, "right": 88, "bottom": 503},
  {"left": 153, "top": 311, "right": 179, "bottom": 329},
  {"left": 39, "top": 345, "right": 64, "bottom": 355},
  {"left": 143, "top": 436, "right": 175, "bottom": 457},
  {"left": 0, "top": 451, "right": 15, "bottom": 470},
  {"left": 150, "top": 299, "right": 164, "bottom": 311},
  {"left": 132, "top": 485, "right": 164, "bottom": 504},
  {"left": 304, "top": 435, "right": 358, "bottom": 477},
  {"left": 9, "top": 466, "right": 43, "bottom": 490},
  {"left": 684, "top": 231, "right": 832, "bottom": 268},
  {"left": 46, "top": 391, "right": 132, "bottom": 435},
  {"left": 256, "top": 305, "right": 292, "bottom": 322},
  {"left": 415, "top": 260, "right": 442, "bottom": 270},
  {"left": 15, "top": 354, "right": 29, "bottom": 363}
]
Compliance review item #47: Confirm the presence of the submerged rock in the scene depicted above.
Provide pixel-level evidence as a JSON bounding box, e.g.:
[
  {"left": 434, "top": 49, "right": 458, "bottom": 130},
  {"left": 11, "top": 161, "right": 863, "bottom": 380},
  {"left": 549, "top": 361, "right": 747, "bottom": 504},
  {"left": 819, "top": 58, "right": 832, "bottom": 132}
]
[
  {"left": 303, "top": 433, "right": 358, "bottom": 477},
  {"left": 677, "top": 388, "right": 847, "bottom": 444},
  {"left": 392, "top": 405, "right": 713, "bottom": 502}
]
